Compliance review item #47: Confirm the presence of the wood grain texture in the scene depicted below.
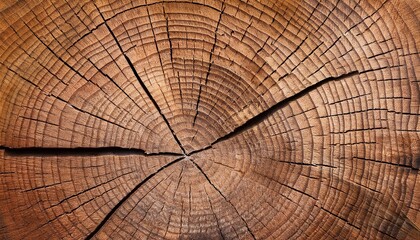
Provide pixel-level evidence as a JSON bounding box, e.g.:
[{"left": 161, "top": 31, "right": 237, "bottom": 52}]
[{"left": 0, "top": 0, "right": 419, "bottom": 239}]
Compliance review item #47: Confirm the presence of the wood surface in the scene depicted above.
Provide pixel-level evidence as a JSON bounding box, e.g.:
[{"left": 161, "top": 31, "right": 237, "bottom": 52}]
[{"left": 0, "top": 0, "right": 419, "bottom": 239}]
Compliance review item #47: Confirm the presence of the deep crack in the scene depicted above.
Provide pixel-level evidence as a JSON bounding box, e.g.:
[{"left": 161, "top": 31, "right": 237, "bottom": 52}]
[
  {"left": 95, "top": 4, "right": 186, "bottom": 155},
  {"left": 199, "top": 71, "right": 360, "bottom": 150},
  {"left": 84, "top": 156, "right": 185, "bottom": 239},
  {"left": 0, "top": 146, "right": 183, "bottom": 157},
  {"left": 188, "top": 157, "right": 257, "bottom": 240}
]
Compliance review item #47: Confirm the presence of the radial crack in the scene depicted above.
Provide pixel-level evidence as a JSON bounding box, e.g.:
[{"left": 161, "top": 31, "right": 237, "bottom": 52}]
[
  {"left": 206, "top": 71, "right": 360, "bottom": 149},
  {"left": 203, "top": 186, "right": 226, "bottom": 240},
  {"left": 189, "top": 158, "right": 256, "bottom": 240},
  {"left": 4, "top": 26, "right": 145, "bottom": 133},
  {"left": 84, "top": 156, "right": 185, "bottom": 239},
  {"left": 193, "top": 2, "right": 225, "bottom": 126},
  {"left": 95, "top": 4, "right": 186, "bottom": 154},
  {"left": 0, "top": 146, "right": 183, "bottom": 157},
  {"left": 319, "top": 206, "right": 361, "bottom": 230}
]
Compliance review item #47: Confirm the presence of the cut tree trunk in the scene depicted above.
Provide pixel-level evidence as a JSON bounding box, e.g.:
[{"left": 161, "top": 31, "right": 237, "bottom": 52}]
[{"left": 0, "top": 0, "right": 419, "bottom": 239}]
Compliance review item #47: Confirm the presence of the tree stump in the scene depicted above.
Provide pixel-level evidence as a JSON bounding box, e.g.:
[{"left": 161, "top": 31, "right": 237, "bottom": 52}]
[{"left": 0, "top": 0, "right": 419, "bottom": 239}]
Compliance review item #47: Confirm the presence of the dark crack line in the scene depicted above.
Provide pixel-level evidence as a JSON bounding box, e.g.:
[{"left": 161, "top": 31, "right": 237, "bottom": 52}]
[
  {"left": 142, "top": 5, "right": 178, "bottom": 122},
  {"left": 85, "top": 57, "right": 147, "bottom": 115},
  {"left": 318, "top": 206, "right": 361, "bottom": 231},
  {"left": 146, "top": 7, "right": 167, "bottom": 80},
  {"left": 352, "top": 157, "right": 419, "bottom": 171},
  {"left": 108, "top": 172, "right": 174, "bottom": 237},
  {"left": 95, "top": 4, "right": 186, "bottom": 154},
  {"left": 163, "top": 6, "right": 174, "bottom": 66},
  {"left": 0, "top": 63, "right": 137, "bottom": 132},
  {"left": 268, "top": 157, "right": 337, "bottom": 169},
  {"left": 189, "top": 158, "right": 256, "bottom": 240},
  {"left": 10, "top": 23, "right": 144, "bottom": 134},
  {"left": 189, "top": 71, "right": 360, "bottom": 155},
  {"left": 67, "top": 1, "right": 223, "bottom": 50},
  {"left": 47, "top": 170, "right": 136, "bottom": 210},
  {"left": 188, "top": 144, "right": 212, "bottom": 156},
  {"left": 0, "top": 146, "right": 183, "bottom": 157},
  {"left": 3, "top": 64, "right": 139, "bottom": 133},
  {"left": 244, "top": 2, "right": 341, "bottom": 107},
  {"left": 84, "top": 156, "right": 185, "bottom": 240},
  {"left": 254, "top": 171, "right": 318, "bottom": 201},
  {"left": 21, "top": 180, "right": 73, "bottom": 193},
  {"left": 193, "top": 2, "right": 225, "bottom": 126},
  {"left": 203, "top": 186, "right": 226, "bottom": 240}
]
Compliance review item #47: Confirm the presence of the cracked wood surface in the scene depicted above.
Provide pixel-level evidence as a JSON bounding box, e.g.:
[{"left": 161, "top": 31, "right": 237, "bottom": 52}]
[{"left": 0, "top": 0, "right": 420, "bottom": 239}]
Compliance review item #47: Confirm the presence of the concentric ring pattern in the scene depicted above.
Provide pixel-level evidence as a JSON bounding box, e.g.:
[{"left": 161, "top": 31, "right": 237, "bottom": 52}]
[{"left": 0, "top": 0, "right": 419, "bottom": 239}]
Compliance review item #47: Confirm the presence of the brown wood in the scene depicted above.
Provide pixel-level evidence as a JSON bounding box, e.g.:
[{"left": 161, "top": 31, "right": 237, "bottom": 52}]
[{"left": 0, "top": 0, "right": 419, "bottom": 239}]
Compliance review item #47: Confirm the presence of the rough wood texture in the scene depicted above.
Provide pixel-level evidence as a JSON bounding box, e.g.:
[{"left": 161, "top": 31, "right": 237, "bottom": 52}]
[{"left": 0, "top": 0, "right": 419, "bottom": 239}]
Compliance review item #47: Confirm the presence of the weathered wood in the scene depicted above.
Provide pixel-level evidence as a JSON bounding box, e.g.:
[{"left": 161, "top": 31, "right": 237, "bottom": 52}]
[{"left": 0, "top": 0, "right": 419, "bottom": 239}]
